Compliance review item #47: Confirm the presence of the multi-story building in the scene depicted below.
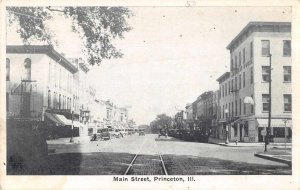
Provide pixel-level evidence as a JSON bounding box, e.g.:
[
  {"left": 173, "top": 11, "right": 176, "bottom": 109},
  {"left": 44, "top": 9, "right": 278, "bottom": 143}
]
[
  {"left": 217, "top": 22, "right": 292, "bottom": 143},
  {"left": 185, "top": 103, "right": 193, "bottom": 129},
  {"left": 211, "top": 90, "right": 219, "bottom": 138},
  {"left": 196, "top": 91, "right": 214, "bottom": 135},
  {"left": 6, "top": 45, "right": 79, "bottom": 138}
]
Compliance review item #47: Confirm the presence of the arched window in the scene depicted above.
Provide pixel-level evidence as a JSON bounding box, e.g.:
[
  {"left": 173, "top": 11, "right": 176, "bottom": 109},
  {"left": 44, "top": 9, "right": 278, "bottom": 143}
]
[
  {"left": 24, "top": 58, "right": 31, "bottom": 80},
  {"left": 59, "top": 94, "right": 61, "bottom": 109},
  {"left": 48, "top": 90, "right": 51, "bottom": 108},
  {"left": 6, "top": 58, "right": 10, "bottom": 81}
]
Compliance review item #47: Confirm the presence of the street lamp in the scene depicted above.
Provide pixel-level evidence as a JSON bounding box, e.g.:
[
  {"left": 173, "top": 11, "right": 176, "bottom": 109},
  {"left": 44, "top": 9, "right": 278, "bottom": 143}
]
[
  {"left": 225, "top": 108, "right": 229, "bottom": 144},
  {"left": 265, "top": 53, "right": 272, "bottom": 152}
]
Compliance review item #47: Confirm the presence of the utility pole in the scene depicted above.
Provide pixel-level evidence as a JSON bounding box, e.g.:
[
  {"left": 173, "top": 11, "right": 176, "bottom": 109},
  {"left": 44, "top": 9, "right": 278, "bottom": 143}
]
[
  {"left": 265, "top": 54, "right": 272, "bottom": 152},
  {"left": 283, "top": 119, "right": 289, "bottom": 153},
  {"left": 70, "top": 111, "right": 74, "bottom": 143}
]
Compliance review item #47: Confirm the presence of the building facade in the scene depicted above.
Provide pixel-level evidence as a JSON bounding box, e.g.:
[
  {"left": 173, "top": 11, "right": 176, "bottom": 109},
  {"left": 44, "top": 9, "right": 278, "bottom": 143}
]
[
  {"left": 6, "top": 45, "right": 79, "bottom": 138},
  {"left": 217, "top": 22, "right": 292, "bottom": 143}
]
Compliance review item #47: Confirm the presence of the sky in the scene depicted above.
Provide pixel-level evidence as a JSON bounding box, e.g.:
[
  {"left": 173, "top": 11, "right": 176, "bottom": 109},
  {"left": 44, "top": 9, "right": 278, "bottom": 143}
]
[{"left": 6, "top": 6, "right": 291, "bottom": 125}]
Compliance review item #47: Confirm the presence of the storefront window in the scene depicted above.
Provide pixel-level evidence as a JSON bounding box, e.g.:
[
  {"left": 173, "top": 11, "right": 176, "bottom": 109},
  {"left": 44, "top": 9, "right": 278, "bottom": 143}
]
[{"left": 273, "top": 127, "right": 285, "bottom": 138}]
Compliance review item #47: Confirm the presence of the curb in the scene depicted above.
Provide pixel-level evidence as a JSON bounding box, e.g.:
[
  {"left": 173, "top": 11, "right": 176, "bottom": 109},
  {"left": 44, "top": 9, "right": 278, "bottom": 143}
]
[{"left": 254, "top": 153, "right": 291, "bottom": 167}]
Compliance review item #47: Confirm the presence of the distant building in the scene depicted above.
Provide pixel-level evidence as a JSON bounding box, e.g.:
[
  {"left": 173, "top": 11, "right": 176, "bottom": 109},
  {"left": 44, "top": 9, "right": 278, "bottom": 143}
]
[
  {"left": 217, "top": 22, "right": 292, "bottom": 143},
  {"left": 196, "top": 91, "right": 214, "bottom": 135}
]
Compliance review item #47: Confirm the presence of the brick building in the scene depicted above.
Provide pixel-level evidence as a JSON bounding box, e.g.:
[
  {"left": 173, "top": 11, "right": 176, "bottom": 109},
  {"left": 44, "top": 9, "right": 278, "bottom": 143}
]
[{"left": 216, "top": 22, "right": 292, "bottom": 143}]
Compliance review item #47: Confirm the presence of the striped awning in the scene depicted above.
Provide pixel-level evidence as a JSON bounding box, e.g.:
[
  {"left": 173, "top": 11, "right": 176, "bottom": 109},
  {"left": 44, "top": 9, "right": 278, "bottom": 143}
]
[
  {"left": 55, "top": 114, "right": 72, "bottom": 125},
  {"left": 257, "top": 118, "right": 292, "bottom": 128},
  {"left": 45, "top": 112, "right": 63, "bottom": 126},
  {"left": 44, "top": 112, "right": 73, "bottom": 126}
]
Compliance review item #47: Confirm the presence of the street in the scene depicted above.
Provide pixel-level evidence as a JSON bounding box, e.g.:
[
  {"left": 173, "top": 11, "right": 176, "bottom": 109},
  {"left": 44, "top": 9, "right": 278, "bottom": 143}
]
[{"left": 11, "top": 134, "right": 291, "bottom": 175}]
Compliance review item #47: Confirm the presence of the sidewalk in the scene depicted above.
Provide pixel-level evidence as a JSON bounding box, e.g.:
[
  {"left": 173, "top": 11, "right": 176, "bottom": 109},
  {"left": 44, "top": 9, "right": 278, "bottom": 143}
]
[
  {"left": 208, "top": 137, "right": 292, "bottom": 148},
  {"left": 47, "top": 136, "right": 91, "bottom": 145},
  {"left": 254, "top": 151, "right": 292, "bottom": 166}
]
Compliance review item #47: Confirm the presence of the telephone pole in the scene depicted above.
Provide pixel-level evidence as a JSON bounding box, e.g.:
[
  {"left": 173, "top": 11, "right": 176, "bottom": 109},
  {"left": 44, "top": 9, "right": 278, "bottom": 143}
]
[{"left": 265, "top": 53, "right": 272, "bottom": 152}]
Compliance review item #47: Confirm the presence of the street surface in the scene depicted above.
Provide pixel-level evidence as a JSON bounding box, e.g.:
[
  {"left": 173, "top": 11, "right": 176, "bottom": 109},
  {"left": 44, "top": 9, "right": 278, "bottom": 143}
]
[{"left": 14, "top": 134, "right": 291, "bottom": 175}]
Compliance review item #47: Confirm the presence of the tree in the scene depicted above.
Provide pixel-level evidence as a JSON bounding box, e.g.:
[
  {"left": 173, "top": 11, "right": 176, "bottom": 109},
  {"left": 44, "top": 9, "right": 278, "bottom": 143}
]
[
  {"left": 150, "top": 114, "right": 173, "bottom": 133},
  {"left": 6, "top": 6, "right": 133, "bottom": 65}
]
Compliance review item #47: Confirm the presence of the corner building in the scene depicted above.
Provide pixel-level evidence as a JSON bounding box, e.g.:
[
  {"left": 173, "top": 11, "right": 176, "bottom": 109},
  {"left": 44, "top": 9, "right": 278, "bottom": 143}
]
[{"left": 217, "top": 22, "right": 292, "bottom": 143}]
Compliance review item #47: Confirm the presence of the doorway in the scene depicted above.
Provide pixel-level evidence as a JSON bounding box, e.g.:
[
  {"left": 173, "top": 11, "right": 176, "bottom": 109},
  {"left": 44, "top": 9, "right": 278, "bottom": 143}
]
[
  {"left": 239, "top": 124, "right": 243, "bottom": 142},
  {"left": 258, "top": 127, "right": 264, "bottom": 142}
]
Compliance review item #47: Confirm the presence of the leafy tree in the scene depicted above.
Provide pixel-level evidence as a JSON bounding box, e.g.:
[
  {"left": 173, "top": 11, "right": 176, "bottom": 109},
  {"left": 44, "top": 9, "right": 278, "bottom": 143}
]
[
  {"left": 150, "top": 114, "right": 173, "bottom": 133},
  {"left": 6, "top": 6, "right": 133, "bottom": 65}
]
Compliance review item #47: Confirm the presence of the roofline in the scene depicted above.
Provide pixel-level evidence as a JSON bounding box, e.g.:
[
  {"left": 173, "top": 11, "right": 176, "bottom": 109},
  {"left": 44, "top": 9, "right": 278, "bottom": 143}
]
[
  {"left": 226, "top": 22, "right": 291, "bottom": 50},
  {"left": 6, "top": 45, "right": 78, "bottom": 73},
  {"left": 216, "top": 72, "right": 230, "bottom": 82}
]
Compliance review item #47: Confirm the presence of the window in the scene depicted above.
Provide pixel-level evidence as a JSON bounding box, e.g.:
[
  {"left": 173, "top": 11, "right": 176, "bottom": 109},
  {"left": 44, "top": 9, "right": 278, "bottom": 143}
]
[
  {"left": 244, "top": 123, "right": 249, "bottom": 137},
  {"left": 59, "top": 94, "right": 61, "bottom": 109},
  {"left": 284, "top": 94, "right": 292, "bottom": 112},
  {"left": 222, "top": 85, "right": 224, "bottom": 98},
  {"left": 230, "top": 102, "right": 231, "bottom": 117},
  {"left": 261, "top": 40, "right": 270, "bottom": 56},
  {"left": 235, "top": 55, "right": 237, "bottom": 70},
  {"left": 250, "top": 67, "right": 253, "bottom": 84},
  {"left": 234, "top": 77, "right": 237, "bottom": 91},
  {"left": 231, "top": 79, "right": 234, "bottom": 91},
  {"left": 250, "top": 42, "right": 253, "bottom": 59},
  {"left": 6, "top": 58, "right": 10, "bottom": 81},
  {"left": 283, "top": 40, "right": 291, "bottom": 56},
  {"left": 238, "top": 74, "right": 241, "bottom": 89},
  {"left": 24, "top": 58, "right": 31, "bottom": 80},
  {"left": 239, "top": 98, "right": 242, "bottom": 115},
  {"left": 225, "top": 83, "right": 227, "bottom": 96},
  {"left": 262, "top": 94, "right": 270, "bottom": 112},
  {"left": 228, "top": 81, "right": 230, "bottom": 95},
  {"left": 243, "top": 100, "right": 246, "bottom": 114},
  {"left": 239, "top": 52, "right": 241, "bottom": 67},
  {"left": 273, "top": 127, "right": 285, "bottom": 138},
  {"left": 251, "top": 94, "right": 254, "bottom": 113},
  {"left": 222, "top": 105, "right": 224, "bottom": 119},
  {"left": 262, "top": 66, "right": 270, "bottom": 82},
  {"left": 48, "top": 90, "right": 51, "bottom": 108},
  {"left": 283, "top": 66, "right": 291, "bottom": 82},
  {"left": 231, "top": 59, "right": 234, "bottom": 72},
  {"left": 242, "top": 48, "right": 245, "bottom": 64},
  {"left": 243, "top": 72, "right": 245, "bottom": 87},
  {"left": 235, "top": 100, "right": 238, "bottom": 116},
  {"left": 232, "top": 101, "right": 234, "bottom": 116}
]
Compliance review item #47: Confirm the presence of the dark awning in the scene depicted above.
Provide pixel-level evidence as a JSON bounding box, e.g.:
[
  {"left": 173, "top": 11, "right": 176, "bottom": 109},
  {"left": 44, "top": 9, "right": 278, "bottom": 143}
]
[
  {"left": 45, "top": 112, "right": 72, "bottom": 126},
  {"left": 44, "top": 112, "right": 63, "bottom": 126}
]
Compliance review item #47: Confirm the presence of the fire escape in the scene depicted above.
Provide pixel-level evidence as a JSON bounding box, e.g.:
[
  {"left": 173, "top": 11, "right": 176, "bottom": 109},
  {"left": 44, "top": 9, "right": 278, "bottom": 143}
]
[{"left": 11, "top": 79, "right": 37, "bottom": 118}]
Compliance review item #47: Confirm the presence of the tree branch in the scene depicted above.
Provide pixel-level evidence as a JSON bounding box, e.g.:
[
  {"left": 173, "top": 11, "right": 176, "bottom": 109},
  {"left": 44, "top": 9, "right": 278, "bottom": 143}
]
[{"left": 46, "top": 6, "right": 66, "bottom": 13}]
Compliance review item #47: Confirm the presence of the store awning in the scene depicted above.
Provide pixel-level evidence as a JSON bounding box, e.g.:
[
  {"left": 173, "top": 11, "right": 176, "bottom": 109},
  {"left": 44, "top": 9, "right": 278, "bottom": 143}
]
[
  {"left": 45, "top": 112, "right": 63, "bottom": 126},
  {"left": 55, "top": 114, "right": 73, "bottom": 126},
  {"left": 257, "top": 118, "right": 292, "bottom": 128}
]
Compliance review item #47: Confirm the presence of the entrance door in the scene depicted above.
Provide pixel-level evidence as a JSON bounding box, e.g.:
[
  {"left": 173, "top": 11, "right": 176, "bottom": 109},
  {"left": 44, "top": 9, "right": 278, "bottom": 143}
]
[
  {"left": 258, "top": 127, "right": 264, "bottom": 142},
  {"left": 239, "top": 125, "right": 243, "bottom": 142}
]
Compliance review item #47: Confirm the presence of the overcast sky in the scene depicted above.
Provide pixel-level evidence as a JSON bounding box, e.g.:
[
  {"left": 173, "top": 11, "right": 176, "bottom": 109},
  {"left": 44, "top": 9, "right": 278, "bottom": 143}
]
[{"left": 7, "top": 6, "right": 291, "bottom": 125}]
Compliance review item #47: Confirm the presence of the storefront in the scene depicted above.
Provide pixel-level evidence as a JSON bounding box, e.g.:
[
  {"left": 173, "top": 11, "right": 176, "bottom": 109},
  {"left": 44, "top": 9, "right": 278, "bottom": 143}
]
[{"left": 257, "top": 118, "right": 292, "bottom": 143}]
